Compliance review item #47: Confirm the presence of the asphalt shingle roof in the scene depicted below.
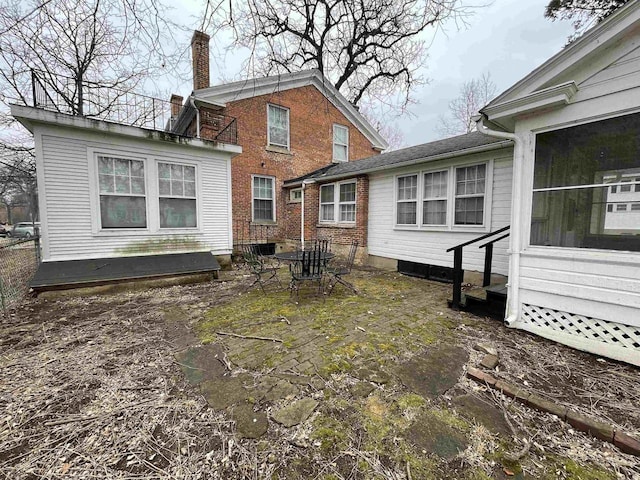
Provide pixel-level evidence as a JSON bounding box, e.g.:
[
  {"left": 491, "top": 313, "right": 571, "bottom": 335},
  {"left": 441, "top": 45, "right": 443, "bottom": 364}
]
[{"left": 284, "top": 131, "right": 511, "bottom": 185}]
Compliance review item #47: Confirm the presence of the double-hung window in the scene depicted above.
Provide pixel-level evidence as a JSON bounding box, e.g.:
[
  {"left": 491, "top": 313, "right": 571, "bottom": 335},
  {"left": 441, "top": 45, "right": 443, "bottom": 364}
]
[
  {"left": 253, "top": 176, "right": 275, "bottom": 222},
  {"left": 397, "top": 175, "right": 418, "bottom": 225},
  {"left": 158, "top": 162, "right": 197, "bottom": 228},
  {"left": 423, "top": 171, "right": 448, "bottom": 225},
  {"left": 320, "top": 185, "right": 335, "bottom": 222},
  {"left": 98, "top": 155, "right": 147, "bottom": 229},
  {"left": 333, "top": 125, "right": 349, "bottom": 162},
  {"left": 267, "top": 104, "right": 289, "bottom": 149},
  {"left": 319, "top": 181, "right": 357, "bottom": 223},
  {"left": 454, "top": 164, "right": 486, "bottom": 225}
]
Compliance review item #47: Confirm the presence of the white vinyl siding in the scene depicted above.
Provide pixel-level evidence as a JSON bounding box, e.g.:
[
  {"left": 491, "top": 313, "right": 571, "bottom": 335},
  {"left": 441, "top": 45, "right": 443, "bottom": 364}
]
[
  {"left": 252, "top": 175, "right": 275, "bottom": 222},
  {"left": 369, "top": 151, "right": 513, "bottom": 275},
  {"left": 36, "top": 129, "right": 233, "bottom": 262},
  {"left": 267, "top": 104, "right": 289, "bottom": 149},
  {"left": 333, "top": 124, "right": 349, "bottom": 162}
]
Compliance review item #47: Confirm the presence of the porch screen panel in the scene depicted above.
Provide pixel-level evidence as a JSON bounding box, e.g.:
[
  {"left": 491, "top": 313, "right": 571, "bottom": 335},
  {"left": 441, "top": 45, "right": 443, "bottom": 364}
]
[{"left": 532, "top": 112, "right": 640, "bottom": 252}]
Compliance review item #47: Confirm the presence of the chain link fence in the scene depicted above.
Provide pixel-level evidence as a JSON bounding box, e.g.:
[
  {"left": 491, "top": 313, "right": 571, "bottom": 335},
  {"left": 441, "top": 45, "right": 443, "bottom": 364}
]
[{"left": 0, "top": 236, "right": 41, "bottom": 313}]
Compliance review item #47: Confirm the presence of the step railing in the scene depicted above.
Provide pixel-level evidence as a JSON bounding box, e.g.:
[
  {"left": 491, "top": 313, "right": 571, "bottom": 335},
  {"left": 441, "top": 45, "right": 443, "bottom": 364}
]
[{"left": 446, "top": 225, "right": 510, "bottom": 309}]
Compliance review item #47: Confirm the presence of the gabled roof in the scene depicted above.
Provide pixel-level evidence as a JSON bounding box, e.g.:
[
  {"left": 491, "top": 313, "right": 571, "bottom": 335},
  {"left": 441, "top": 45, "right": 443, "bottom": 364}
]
[
  {"left": 482, "top": 1, "right": 640, "bottom": 131},
  {"left": 193, "top": 69, "right": 389, "bottom": 151},
  {"left": 284, "top": 131, "right": 512, "bottom": 186}
]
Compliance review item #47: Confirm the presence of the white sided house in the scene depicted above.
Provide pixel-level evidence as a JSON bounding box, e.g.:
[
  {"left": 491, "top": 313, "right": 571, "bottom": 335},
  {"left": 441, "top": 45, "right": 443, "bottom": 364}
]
[
  {"left": 284, "top": 131, "right": 514, "bottom": 283},
  {"left": 476, "top": 1, "right": 640, "bottom": 366},
  {"left": 12, "top": 103, "right": 241, "bottom": 290}
]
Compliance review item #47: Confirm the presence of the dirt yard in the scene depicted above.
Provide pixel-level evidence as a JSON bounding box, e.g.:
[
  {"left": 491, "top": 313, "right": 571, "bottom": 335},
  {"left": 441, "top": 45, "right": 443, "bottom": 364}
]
[{"left": 1, "top": 266, "right": 639, "bottom": 479}]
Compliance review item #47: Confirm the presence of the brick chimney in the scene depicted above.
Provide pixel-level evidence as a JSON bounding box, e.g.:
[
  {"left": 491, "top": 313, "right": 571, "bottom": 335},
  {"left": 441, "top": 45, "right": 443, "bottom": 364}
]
[
  {"left": 191, "top": 30, "right": 210, "bottom": 91},
  {"left": 170, "top": 94, "right": 183, "bottom": 117}
]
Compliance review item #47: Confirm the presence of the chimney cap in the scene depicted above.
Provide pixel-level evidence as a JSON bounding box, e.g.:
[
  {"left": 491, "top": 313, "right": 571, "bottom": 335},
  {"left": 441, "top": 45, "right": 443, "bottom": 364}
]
[{"left": 191, "top": 30, "right": 210, "bottom": 44}]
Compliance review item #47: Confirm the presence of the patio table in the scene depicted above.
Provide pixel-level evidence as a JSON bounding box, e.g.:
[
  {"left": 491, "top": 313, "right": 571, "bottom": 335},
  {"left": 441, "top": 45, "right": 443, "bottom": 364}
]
[{"left": 274, "top": 250, "right": 335, "bottom": 263}]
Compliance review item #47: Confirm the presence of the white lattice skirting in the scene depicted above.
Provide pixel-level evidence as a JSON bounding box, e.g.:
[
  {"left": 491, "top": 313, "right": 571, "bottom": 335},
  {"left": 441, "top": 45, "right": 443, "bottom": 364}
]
[{"left": 520, "top": 304, "right": 640, "bottom": 367}]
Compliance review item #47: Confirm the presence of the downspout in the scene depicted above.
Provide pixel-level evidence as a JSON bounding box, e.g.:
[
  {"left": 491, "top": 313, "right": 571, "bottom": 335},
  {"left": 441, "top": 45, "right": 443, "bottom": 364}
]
[
  {"left": 473, "top": 114, "right": 520, "bottom": 328},
  {"left": 189, "top": 96, "right": 201, "bottom": 139}
]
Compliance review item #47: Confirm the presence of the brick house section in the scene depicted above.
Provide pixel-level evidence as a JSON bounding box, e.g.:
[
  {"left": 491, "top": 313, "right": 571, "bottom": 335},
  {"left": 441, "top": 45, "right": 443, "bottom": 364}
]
[
  {"left": 198, "top": 86, "right": 379, "bottom": 243},
  {"left": 298, "top": 175, "right": 369, "bottom": 251}
]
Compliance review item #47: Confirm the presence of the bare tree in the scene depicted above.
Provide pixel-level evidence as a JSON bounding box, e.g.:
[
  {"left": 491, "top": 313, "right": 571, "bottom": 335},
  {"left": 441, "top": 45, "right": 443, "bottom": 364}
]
[
  {"left": 208, "top": 0, "right": 476, "bottom": 116},
  {"left": 0, "top": 0, "right": 178, "bottom": 121},
  {"left": 0, "top": 145, "right": 37, "bottom": 224},
  {"left": 0, "top": 0, "right": 180, "bottom": 219},
  {"left": 545, "top": 0, "right": 629, "bottom": 40},
  {"left": 436, "top": 72, "right": 497, "bottom": 138}
]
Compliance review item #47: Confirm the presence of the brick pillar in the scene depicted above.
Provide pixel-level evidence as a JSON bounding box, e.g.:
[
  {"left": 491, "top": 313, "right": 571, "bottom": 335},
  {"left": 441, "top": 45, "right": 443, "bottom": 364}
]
[
  {"left": 356, "top": 175, "right": 369, "bottom": 247},
  {"left": 170, "top": 94, "right": 183, "bottom": 117},
  {"left": 191, "top": 30, "right": 210, "bottom": 91},
  {"left": 304, "top": 184, "right": 320, "bottom": 242}
]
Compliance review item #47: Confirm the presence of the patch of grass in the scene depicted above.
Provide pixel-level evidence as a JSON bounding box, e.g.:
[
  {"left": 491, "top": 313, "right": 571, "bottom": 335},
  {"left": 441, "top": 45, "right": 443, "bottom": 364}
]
[
  {"left": 536, "top": 457, "right": 616, "bottom": 480},
  {"left": 311, "top": 416, "right": 350, "bottom": 453},
  {"left": 397, "top": 393, "right": 426, "bottom": 410},
  {"left": 428, "top": 407, "right": 471, "bottom": 432}
]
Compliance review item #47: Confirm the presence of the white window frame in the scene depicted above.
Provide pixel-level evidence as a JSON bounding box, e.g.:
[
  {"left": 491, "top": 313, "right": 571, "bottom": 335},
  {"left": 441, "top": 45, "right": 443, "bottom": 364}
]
[
  {"left": 88, "top": 148, "right": 202, "bottom": 236},
  {"left": 252, "top": 175, "right": 276, "bottom": 223},
  {"left": 267, "top": 104, "right": 290, "bottom": 149},
  {"left": 95, "top": 153, "right": 148, "bottom": 231},
  {"left": 453, "top": 164, "right": 487, "bottom": 227},
  {"left": 396, "top": 174, "right": 418, "bottom": 226},
  {"left": 289, "top": 188, "right": 302, "bottom": 203},
  {"left": 319, "top": 180, "right": 357, "bottom": 224},
  {"left": 394, "top": 161, "right": 492, "bottom": 231},
  {"left": 157, "top": 161, "right": 198, "bottom": 229},
  {"left": 422, "top": 170, "right": 448, "bottom": 226},
  {"left": 333, "top": 124, "right": 349, "bottom": 162}
]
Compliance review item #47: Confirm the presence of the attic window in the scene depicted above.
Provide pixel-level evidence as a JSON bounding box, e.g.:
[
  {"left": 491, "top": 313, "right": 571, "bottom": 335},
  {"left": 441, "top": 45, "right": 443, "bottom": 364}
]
[
  {"left": 333, "top": 124, "right": 349, "bottom": 162},
  {"left": 268, "top": 104, "right": 289, "bottom": 149}
]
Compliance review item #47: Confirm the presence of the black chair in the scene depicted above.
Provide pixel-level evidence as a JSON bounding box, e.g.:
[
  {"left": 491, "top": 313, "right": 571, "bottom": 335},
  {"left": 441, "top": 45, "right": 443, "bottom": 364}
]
[
  {"left": 241, "top": 244, "right": 282, "bottom": 293},
  {"left": 326, "top": 240, "right": 359, "bottom": 295},
  {"left": 289, "top": 245, "right": 325, "bottom": 300}
]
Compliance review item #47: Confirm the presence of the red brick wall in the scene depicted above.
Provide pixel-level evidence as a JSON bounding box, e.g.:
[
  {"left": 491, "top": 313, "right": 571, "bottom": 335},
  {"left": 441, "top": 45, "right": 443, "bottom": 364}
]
[{"left": 198, "top": 85, "right": 380, "bottom": 243}]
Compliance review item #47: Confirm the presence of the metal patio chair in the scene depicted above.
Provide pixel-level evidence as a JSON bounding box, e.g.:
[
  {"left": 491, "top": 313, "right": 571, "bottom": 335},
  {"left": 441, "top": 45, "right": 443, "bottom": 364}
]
[
  {"left": 241, "top": 243, "right": 282, "bottom": 293},
  {"left": 326, "top": 240, "right": 359, "bottom": 296},
  {"left": 289, "top": 245, "right": 325, "bottom": 301}
]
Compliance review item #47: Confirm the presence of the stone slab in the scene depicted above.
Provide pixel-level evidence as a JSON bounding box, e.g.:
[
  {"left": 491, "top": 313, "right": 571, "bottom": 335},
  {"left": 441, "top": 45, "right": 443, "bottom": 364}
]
[
  {"left": 452, "top": 394, "right": 511, "bottom": 437},
  {"left": 405, "top": 411, "right": 468, "bottom": 459},
  {"left": 232, "top": 405, "right": 269, "bottom": 439},
  {"left": 272, "top": 398, "right": 319, "bottom": 428},
  {"left": 396, "top": 344, "right": 469, "bottom": 399}
]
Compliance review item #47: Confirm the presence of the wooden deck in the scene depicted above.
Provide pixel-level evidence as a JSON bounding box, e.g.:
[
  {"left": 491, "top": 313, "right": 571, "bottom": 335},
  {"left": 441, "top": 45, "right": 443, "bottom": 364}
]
[{"left": 30, "top": 252, "right": 220, "bottom": 292}]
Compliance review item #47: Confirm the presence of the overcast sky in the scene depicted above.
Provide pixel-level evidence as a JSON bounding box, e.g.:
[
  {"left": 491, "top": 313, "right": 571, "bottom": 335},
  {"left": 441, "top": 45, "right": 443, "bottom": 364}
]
[{"left": 172, "top": 0, "right": 575, "bottom": 148}]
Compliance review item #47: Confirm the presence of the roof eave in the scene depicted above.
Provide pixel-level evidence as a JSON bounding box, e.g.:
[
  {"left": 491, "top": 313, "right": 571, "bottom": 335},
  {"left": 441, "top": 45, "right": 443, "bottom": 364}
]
[{"left": 285, "top": 139, "right": 513, "bottom": 185}]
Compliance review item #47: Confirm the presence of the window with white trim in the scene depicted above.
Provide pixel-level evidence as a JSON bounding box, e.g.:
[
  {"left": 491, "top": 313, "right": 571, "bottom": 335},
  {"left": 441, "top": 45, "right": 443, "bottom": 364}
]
[
  {"left": 396, "top": 175, "right": 418, "bottom": 225},
  {"left": 319, "top": 180, "right": 357, "bottom": 223},
  {"left": 158, "top": 162, "right": 197, "bottom": 228},
  {"left": 423, "top": 171, "right": 447, "bottom": 225},
  {"left": 395, "top": 163, "right": 489, "bottom": 229},
  {"left": 98, "top": 155, "right": 147, "bottom": 228},
  {"left": 290, "top": 188, "right": 302, "bottom": 203},
  {"left": 333, "top": 124, "right": 349, "bottom": 162},
  {"left": 454, "top": 164, "right": 486, "bottom": 225},
  {"left": 253, "top": 176, "right": 275, "bottom": 222},
  {"left": 320, "top": 184, "right": 335, "bottom": 222},
  {"left": 267, "top": 104, "right": 289, "bottom": 149}
]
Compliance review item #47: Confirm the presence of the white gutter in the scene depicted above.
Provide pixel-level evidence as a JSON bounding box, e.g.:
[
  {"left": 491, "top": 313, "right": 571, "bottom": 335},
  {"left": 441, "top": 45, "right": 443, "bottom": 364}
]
[
  {"left": 189, "top": 96, "right": 200, "bottom": 139},
  {"left": 474, "top": 114, "right": 520, "bottom": 328}
]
